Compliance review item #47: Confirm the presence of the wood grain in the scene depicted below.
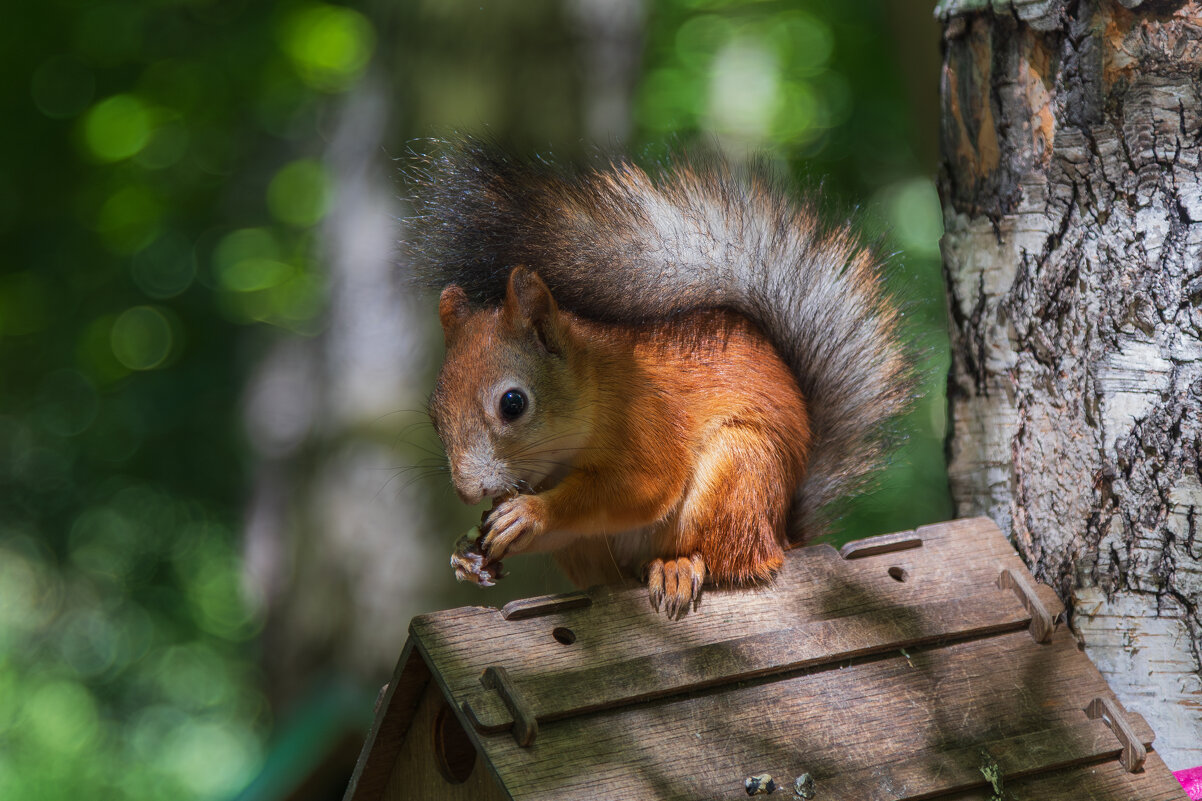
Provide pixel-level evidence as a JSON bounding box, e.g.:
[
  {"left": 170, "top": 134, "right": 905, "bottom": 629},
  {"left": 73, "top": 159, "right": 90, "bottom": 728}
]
[
  {"left": 1086, "top": 696, "right": 1147, "bottom": 773},
  {"left": 412, "top": 518, "right": 1060, "bottom": 709},
  {"left": 381, "top": 681, "right": 508, "bottom": 801},
  {"left": 480, "top": 666, "right": 538, "bottom": 746},
  {"left": 462, "top": 587, "right": 1033, "bottom": 735},
  {"left": 472, "top": 630, "right": 1168, "bottom": 800},
  {"left": 997, "top": 568, "right": 1054, "bottom": 643},
  {"left": 501, "top": 591, "right": 592, "bottom": 621},
  {"left": 839, "top": 530, "right": 924, "bottom": 559},
  {"left": 937, "top": 752, "right": 1185, "bottom": 801},
  {"left": 348, "top": 518, "right": 1186, "bottom": 801},
  {"left": 819, "top": 714, "right": 1155, "bottom": 801}
]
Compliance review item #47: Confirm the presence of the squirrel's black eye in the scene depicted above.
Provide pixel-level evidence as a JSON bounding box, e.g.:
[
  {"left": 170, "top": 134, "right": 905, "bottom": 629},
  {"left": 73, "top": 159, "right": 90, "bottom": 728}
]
[{"left": 499, "top": 389, "right": 527, "bottom": 421}]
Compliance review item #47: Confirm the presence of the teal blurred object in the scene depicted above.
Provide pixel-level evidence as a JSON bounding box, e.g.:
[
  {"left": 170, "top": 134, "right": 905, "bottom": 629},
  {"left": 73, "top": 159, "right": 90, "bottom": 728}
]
[{"left": 232, "top": 680, "right": 375, "bottom": 801}]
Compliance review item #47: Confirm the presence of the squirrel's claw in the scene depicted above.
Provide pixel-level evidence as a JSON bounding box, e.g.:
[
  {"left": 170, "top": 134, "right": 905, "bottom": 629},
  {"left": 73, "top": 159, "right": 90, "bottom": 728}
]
[
  {"left": 646, "top": 554, "right": 706, "bottom": 619},
  {"left": 480, "top": 495, "right": 545, "bottom": 561},
  {"left": 688, "top": 553, "right": 705, "bottom": 612},
  {"left": 647, "top": 560, "right": 665, "bottom": 612},
  {"left": 450, "top": 534, "right": 503, "bottom": 586}
]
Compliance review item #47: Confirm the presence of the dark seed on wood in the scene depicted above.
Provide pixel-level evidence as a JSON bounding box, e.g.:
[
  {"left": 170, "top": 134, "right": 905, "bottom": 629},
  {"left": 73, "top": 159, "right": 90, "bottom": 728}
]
[{"left": 744, "top": 773, "right": 777, "bottom": 795}]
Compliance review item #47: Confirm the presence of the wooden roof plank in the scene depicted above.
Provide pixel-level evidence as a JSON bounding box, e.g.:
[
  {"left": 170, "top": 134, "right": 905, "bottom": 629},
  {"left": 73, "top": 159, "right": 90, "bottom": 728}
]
[
  {"left": 938, "top": 752, "right": 1186, "bottom": 801},
  {"left": 348, "top": 519, "right": 1186, "bottom": 800},
  {"left": 477, "top": 631, "right": 1159, "bottom": 800},
  {"left": 820, "top": 715, "right": 1154, "bottom": 800},
  {"left": 415, "top": 519, "right": 1060, "bottom": 710},
  {"left": 462, "top": 586, "right": 1034, "bottom": 734}
]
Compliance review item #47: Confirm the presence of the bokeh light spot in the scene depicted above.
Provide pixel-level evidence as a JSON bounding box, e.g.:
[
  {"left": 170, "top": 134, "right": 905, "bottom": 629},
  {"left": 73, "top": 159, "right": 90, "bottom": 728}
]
[
  {"left": 25, "top": 681, "right": 100, "bottom": 754},
  {"left": 879, "top": 177, "right": 944, "bottom": 258},
  {"left": 773, "top": 80, "right": 819, "bottom": 142},
  {"left": 134, "top": 120, "right": 189, "bottom": 170},
  {"left": 0, "top": 665, "right": 17, "bottom": 732},
  {"left": 214, "top": 228, "right": 279, "bottom": 274},
  {"left": 637, "top": 67, "right": 702, "bottom": 132},
  {"left": 57, "top": 610, "right": 119, "bottom": 678},
  {"left": 214, "top": 228, "right": 299, "bottom": 295},
  {"left": 161, "top": 719, "right": 263, "bottom": 797},
  {"left": 156, "top": 643, "right": 231, "bottom": 710},
  {"left": 269, "top": 273, "right": 324, "bottom": 325},
  {"left": 192, "top": 560, "right": 258, "bottom": 639},
  {"left": 280, "top": 5, "right": 375, "bottom": 92},
  {"left": 675, "top": 15, "right": 731, "bottom": 70},
  {"left": 82, "top": 94, "right": 152, "bottom": 162},
  {"left": 96, "top": 185, "right": 163, "bottom": 254},
  {"left": 224, "top": 258, "right": 295, "bottom": 292},
  {"left": 769, "top": 12, "right": 833, "bottom": 73},
  {"left": 267, "top": 159, "right": 329, "bottom": 227},
  {"left": 110, "top": 306, "right": 173, "bottom": 370},
  {"left": 707, "top": 37, "right": 779, "bottom": 146},
  {"left": 0, "top": 544, "right": 61, "bottom": 638},
  {"left": 78, "top": 314, "right": 130, "bottom": 384},
  {"left": 70, "top": 507, "right": 140, "bottom": 583}
]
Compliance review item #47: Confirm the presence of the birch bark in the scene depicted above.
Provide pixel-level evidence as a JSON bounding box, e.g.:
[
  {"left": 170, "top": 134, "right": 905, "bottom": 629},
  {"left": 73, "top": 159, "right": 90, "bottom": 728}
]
[{"left": 937, "top": 0, "right": 1202, "bottom": 769}]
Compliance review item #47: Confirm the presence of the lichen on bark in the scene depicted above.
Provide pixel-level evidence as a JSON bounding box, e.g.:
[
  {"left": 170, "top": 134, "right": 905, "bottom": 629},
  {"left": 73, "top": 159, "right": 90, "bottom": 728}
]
[{"left": 938, "top": 0, "right": 1202, "bottom": 769}]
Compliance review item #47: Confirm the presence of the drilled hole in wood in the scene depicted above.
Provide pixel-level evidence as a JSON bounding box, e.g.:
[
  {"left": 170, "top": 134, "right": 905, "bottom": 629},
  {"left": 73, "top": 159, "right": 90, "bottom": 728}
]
[
  {"left": 552, "top": 626, "right": 577, "bottom": 645},
  {"left": 888, "top": 566, "right": 908, "bottom": 582},
  {"left": 432, "top": 698, "right": 476, "bottom": 784}
]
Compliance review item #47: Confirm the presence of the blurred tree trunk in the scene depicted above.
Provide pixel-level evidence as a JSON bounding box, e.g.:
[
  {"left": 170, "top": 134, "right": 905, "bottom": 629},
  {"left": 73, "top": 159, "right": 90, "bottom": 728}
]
[
  {"left": 938, "top": 0, "right": 1202, "bottom": 770},
  {"left": 241, "top": 0, "right": 645, "bottom": 713}
]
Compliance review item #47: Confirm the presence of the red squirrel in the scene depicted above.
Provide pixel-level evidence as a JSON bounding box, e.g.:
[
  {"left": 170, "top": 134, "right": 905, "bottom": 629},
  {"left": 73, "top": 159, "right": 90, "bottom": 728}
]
[{"left": 413, "top": 142, "right": 912, "bottom": 618}]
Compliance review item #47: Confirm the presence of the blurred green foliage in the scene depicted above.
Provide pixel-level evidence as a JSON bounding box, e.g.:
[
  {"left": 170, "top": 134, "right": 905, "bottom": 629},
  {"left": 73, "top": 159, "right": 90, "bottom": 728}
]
[
  {"left": 2, "top": 0, "right": 948, "bottom": 798},
  {"left": 1, "top": 1, "right": 373, "bottom": 798}
]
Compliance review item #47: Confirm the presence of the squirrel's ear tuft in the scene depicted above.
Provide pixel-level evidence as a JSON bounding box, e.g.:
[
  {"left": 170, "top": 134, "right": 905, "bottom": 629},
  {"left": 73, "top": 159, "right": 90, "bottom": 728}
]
[
  {"left": 503, "top": 266, "right": 562, "bottom": 355},
  {"left": 439, "top": 285, "right": 472, "bottom": 345}
]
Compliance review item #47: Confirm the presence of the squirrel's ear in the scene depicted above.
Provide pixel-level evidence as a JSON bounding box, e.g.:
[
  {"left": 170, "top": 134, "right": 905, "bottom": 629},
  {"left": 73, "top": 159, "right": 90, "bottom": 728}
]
[
  {"left": 439, "top": 285, "right": 471, "bottom": 346},
  {"left": 503, "top": 266, "right": 562, "bottom": 355}
]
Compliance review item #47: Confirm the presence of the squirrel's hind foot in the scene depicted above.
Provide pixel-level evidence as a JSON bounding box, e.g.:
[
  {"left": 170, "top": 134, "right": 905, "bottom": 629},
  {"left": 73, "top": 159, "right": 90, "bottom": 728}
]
[{"left": 646, "top": 554, "right": 706, "bottom": 620}]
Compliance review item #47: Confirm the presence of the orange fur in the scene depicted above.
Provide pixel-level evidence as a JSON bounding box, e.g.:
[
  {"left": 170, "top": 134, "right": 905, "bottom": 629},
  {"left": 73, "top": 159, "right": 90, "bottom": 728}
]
[{"left": 431, "top": 268, "right": 809, "bottom": 595}]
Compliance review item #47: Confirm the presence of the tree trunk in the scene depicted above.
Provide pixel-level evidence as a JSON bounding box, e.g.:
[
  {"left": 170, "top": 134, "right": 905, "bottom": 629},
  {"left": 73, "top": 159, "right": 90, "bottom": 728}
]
[{"left": 938, "top": 0, "right": 1202, "bottom": 770}]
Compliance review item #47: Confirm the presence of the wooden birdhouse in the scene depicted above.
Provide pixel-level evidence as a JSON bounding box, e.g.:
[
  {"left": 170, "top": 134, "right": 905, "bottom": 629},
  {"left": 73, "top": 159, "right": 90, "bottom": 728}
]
[{"left": 341, "top": 518, "right": 1187, "bottom": 800}]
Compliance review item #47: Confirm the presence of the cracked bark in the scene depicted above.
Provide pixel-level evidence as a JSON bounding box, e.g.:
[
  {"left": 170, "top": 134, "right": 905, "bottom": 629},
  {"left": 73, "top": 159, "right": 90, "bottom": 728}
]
[{"left": 938, "top": 0, "right": 1202, "bottom": 770}]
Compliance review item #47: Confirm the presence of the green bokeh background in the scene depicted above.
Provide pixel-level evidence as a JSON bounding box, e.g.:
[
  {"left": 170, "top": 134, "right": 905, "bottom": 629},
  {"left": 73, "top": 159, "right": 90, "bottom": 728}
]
[{"left": 0, "top": 1, "right": 949, "bottom": 798}]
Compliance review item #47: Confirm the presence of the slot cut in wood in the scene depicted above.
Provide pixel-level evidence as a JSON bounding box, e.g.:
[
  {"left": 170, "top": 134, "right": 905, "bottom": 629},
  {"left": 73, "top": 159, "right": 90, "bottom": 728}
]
[
  {"left": 839, "top": 531, "right": 924, "bottom": 559},
  {"left": 501, "top": 592, "right": 592, "bottom": 621}
]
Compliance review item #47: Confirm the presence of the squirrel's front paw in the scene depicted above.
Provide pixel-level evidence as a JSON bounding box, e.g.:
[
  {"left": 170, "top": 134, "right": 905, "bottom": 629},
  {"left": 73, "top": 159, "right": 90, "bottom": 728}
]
[
  {"left": 450, "top": 530, "right": 504, "bottom": 587},
  {"left": 646, "top": 553, "right": 706, "bottom": 619},
  {"left": 481, "top": 495, "right": 546, "bottom": 561}
]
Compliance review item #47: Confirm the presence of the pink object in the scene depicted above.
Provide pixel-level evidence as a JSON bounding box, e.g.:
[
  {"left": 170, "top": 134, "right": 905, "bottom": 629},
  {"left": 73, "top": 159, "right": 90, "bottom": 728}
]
[{"left": 1177, "top": 766, "right": 1202, "bottom": 800}]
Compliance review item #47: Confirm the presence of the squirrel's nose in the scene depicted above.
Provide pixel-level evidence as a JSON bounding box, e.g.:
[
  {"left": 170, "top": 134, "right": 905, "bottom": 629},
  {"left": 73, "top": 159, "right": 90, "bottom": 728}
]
[{"left": 454, "top": 479, "right": 484, "bottom": 505}]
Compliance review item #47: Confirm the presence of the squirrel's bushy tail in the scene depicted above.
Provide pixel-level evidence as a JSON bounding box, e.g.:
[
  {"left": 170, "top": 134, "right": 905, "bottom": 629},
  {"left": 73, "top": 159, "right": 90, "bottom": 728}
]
[{"left": 407, "top": 140, "right": 913, "bottom": 539}]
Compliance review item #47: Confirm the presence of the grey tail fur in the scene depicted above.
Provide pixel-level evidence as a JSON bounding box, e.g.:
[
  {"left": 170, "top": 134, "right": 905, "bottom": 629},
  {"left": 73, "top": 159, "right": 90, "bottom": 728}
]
[{"left": 406, "top": 139, "right": 914, "bottom": 540}]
